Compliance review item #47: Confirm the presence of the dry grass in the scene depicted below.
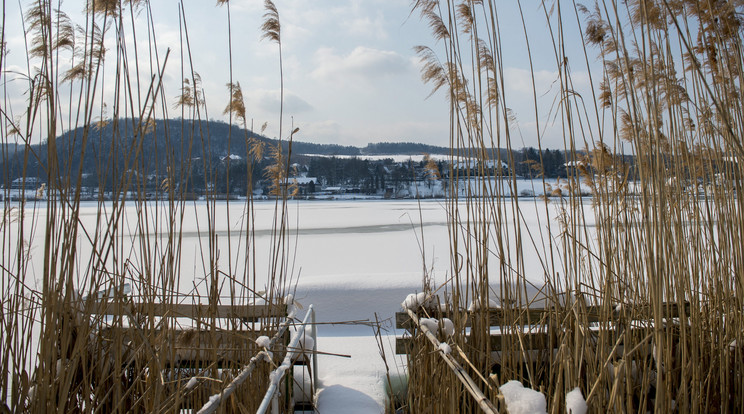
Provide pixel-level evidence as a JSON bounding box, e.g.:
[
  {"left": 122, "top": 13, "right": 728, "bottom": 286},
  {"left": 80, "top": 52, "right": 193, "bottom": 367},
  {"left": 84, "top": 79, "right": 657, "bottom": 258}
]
[
  {"left": 0, "top": 1, "right": 300, "bottom": 412},
  {"left": 404, "top": 0, "right": 744, "bottom": 412}
]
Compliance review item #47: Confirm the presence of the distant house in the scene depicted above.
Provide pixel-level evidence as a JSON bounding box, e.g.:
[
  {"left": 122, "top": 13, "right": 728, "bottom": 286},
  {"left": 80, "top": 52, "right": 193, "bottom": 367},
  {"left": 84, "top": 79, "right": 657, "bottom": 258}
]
[
  {"left": 221, "top": 154, "right": 243, "bottom": 163},
  {"left": 450, "top": 158, "right": 508, "bottom": 177},
  {"left": 268, "top": 177, "right": 318, "bottom": 196},
  {"left": 563, "top": 160, "right": 587, "bottom": 177},
  {"left": 9, "top": 177, "right": 44, "bottom": 189},
  {"left": 291, "top": 177, "right": 317, "bottom": 194},
  {"left": 482, "top": 159, "right": 509, "bottom": 176}
]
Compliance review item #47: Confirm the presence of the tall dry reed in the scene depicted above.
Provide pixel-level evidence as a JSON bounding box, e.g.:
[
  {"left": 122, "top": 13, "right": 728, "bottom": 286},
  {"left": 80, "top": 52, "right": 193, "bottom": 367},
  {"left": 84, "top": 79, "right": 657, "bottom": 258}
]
[
  {"left": 404, "top": 0, "right": 744, "bottom": 412},
  {"left": 0, "top": 0, "right": 300, "bottom": 412}
]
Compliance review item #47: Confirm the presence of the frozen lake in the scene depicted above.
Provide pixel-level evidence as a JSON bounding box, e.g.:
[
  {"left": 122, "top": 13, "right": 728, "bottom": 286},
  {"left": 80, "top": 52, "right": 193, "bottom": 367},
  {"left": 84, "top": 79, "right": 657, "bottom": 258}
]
[
  {"left": 9, "top": 197, "right": 597, "bottom": 412},
  {"left": 13, "top": 197, "right": 581, "bottom": 336}
]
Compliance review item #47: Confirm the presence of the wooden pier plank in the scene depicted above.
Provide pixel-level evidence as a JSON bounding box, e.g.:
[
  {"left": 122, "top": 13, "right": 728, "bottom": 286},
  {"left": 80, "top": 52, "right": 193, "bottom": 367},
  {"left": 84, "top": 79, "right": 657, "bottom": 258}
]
[{"left": 92, "top": 302, "right": 287, "bottom": 321}]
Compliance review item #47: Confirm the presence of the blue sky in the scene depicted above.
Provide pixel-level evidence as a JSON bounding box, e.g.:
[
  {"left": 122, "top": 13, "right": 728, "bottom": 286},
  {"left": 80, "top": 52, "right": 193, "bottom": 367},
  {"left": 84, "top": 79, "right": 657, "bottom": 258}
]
[{"left": 3, "top": 1, "right": 593, "bottom": 150}]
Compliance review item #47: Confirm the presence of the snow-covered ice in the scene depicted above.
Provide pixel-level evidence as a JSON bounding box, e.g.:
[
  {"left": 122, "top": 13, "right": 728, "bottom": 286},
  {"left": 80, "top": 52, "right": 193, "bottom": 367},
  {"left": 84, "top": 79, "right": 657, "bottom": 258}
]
[{"left": 315, "top": 335, "right": 405, "bottom": 413}]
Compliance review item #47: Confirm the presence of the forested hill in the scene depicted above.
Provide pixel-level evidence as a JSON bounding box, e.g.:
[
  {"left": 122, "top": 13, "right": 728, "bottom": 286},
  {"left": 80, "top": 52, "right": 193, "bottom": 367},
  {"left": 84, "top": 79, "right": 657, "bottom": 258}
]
[{"left": 0, "top": 118, "right": 454, "bottom": 181}]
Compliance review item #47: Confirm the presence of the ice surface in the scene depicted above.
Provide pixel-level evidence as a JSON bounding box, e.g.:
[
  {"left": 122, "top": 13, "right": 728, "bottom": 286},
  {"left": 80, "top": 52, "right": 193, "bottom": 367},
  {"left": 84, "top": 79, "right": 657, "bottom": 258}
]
[{"left": 15, "top": 198, "right": 603, "bottom": 412}]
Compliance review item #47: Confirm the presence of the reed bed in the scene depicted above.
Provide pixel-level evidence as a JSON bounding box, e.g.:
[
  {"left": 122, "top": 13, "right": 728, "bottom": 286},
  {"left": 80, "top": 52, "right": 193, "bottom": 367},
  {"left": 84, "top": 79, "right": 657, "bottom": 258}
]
[
  {"left": 403, "top": 0, "right": 744, "bottom": 412},
  {"left": 0, "top": 0, "right": 302, "bottom": 412}
]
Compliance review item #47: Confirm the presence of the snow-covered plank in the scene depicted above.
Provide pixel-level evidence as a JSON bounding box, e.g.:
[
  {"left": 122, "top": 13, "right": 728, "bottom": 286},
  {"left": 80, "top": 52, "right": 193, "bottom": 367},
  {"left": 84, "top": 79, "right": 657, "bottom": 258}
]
[{"left": 396, "top": 301, "right": 690, "bottom": 331}]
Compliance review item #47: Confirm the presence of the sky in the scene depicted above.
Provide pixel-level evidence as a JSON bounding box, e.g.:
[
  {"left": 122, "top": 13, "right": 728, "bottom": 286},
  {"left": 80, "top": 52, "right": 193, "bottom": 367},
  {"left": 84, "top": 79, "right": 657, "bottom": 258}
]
[{"left": 3, "top": 1, "right": 594, "bottom": 150}]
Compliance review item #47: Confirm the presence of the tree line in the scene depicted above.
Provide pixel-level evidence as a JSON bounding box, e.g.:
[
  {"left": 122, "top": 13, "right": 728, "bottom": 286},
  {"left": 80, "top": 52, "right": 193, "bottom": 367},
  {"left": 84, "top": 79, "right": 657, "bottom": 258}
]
[{"left": 1, "top": 118, "right": 578, "bottom": 196}]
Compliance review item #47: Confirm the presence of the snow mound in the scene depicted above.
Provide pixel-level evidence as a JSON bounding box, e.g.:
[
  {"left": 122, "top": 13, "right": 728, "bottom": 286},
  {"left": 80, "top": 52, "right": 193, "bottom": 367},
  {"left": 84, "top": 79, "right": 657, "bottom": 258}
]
[
  {"left": 442, "top": 318, "right": 455, "bottom": 337},
  {"left": 565, "top": 387, "right": 587, "bottom": 414},
  {"left": 289, "top": 326, "right": 315, "bottom": 360},
  {"left": 185, "top": 376, "right": 198, "bottom": 390},
  {"left": 468, "top": 297, "right": 500, "bottom": 312},
  {"left": 500, "top": 380, "right": 547, "bottom": 414},
  {"left": 402, "top": 292, "right": 427, "bottom": 310},
  {"left": 419, "top": 318, "right": 439, "bottom": 335},
  {"left": 438, "top": 342, "right": 452, "bottom": 354},
  {"left": 256, "top": 335, "right": 271, "bottom": 348}
]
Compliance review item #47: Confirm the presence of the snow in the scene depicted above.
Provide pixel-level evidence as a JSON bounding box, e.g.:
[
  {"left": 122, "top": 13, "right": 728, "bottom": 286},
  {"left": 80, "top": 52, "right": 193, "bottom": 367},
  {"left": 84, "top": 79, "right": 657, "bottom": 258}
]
[
  {"left": 186, "top": 376, "right": 199, "bottom": 390},
  {"left": 255, "top": 335, "right": 271, "bottom": 348},
  {"left": 468, "top": 297, "right": 501, "bottom": 311},
  {"left": 292, "top": 177, "right": 318, "bottom": 185},
  {"left": 441, "top": 318, "right": 455, "bottom": 336},
  {"left": 304, "top": 153, "right": 450, "bottom": 163},
  {"left": 13, "top": 198, "right": 605, "bottom": 412},
  {"left": 419, "top": 318, "right": 439, "bottom": 335},
  {"left": 450, "top": 177, "right": 594, "bottom": 198},
  {"left": 565, "top": 387, "right": 587, "bottom": 414},
  {"left": 402, "top": 292, "right": 427, "bottom": 310},
  {"left": 500, "top": 380, "right": 548, "bottom": 414},
  {"left": 438, "top": 342, "right": 452, "bottom": 354},
  {"left": 293, "top": 367, "right": 314, "bottom": 403},
  {"left": 289, "top": 326, "right": 315, "bottom": 360},
  {"left": 315, "top": 335, "right": 405, "bottom": 413}
]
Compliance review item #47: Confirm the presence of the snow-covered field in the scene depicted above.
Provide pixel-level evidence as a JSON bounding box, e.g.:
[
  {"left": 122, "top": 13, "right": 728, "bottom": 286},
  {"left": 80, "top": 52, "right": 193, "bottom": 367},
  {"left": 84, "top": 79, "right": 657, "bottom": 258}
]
[{"left": 13, "top": 197, "right": 596, "bottom": 412}]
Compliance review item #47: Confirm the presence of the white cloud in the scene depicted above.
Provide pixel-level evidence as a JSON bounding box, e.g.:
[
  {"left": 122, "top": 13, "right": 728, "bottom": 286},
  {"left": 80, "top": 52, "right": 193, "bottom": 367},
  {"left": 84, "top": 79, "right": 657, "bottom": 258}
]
[
  {"left": 503, "top": 67, "right": 560, "bottom": 96},
  {"left": 280, "top": 1, "right": 391, "bottom": 42},
  {"left": 254, "top": 89, "right": 313, "bottom": 114},
  {"left": 360, "top": 120, "right": 449, "bottom": 145},
  {"left": 311, "top": 46, "right": 410, "bottom": 83},
  {"left": 301, "top": 120, "right": 342, "bottom": 143},
  {"left": 340, "top": 12, "right": 388, "bottom": 40},
  {"left": 283, "top": 22, "right": 314, "bottom": 45},
  {"left": 226, "top": 2, "right": 263, "bottom": 14}
]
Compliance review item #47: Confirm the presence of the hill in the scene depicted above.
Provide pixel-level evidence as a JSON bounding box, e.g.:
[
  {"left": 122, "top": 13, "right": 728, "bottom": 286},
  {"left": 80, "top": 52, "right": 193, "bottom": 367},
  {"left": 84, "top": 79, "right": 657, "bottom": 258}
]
[{"left": 0, "top": 118, "right": 452, "bottom": 188}]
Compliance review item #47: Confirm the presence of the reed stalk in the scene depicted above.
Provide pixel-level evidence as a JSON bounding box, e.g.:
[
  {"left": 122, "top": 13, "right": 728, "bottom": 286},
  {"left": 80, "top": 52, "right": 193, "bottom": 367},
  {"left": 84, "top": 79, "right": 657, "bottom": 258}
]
[
  {"left": 0, "top": 0, "right": 298, "bottom": 412},
  {"left": 405, "top": 0, "right": 744, "bottom": 412}
]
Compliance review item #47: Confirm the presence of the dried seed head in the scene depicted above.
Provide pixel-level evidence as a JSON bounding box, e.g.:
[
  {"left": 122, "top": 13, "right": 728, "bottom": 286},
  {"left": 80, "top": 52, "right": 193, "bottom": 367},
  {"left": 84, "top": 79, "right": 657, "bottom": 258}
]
[
  {"left": 223, "top": 82, "right": 246, "bottom": 123},
  {"left": 86, "top": 0, "right": 120, "bottom": 17},
  {"left": 261, "top": 0, "right": 281, "bottom": 43}
]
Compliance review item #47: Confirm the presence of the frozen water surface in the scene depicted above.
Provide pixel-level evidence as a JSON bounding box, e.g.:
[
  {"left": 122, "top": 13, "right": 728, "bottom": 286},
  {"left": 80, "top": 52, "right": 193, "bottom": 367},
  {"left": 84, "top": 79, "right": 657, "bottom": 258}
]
[{"left": 15, "top": 197, "right": 596, "bottom": 412}]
